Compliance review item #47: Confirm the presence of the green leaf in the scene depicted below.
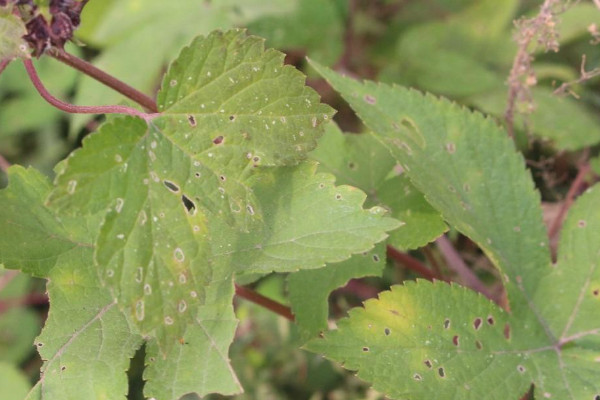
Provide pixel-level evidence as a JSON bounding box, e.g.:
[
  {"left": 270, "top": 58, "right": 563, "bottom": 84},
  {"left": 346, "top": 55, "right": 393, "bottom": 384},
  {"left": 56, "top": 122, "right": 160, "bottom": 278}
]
[
  {"left": 33, "top": 30, "right": 395, "bottom": 398},
  {"left": 310, "top": 123, "right": 446, "bottom": 250},
  {"left": 307, "top": 62, "right": 600, "bottom": 399},
  {"left": 309, "top": 61, "right": 550, "bottom": 313},
  {"left": 288, "top": 243, "right": 386, "bottom": 340},
  {"left": 71, "top": 0, "right": 294, "bottom": 135},
  {"left": 0, "top": 308, "right": 39, "bottom": 363},
  {"left": 0, "top": 167, "right": 142, "bottom": 400},
  {"left": 0, "top": 7, "right": 28, "bottom": 62},
  {"left": 214, "top": 162, "right": 399, "bottom": 275},
  {"left": 0, "top": 361, "right": 31, "bottom": 400}
]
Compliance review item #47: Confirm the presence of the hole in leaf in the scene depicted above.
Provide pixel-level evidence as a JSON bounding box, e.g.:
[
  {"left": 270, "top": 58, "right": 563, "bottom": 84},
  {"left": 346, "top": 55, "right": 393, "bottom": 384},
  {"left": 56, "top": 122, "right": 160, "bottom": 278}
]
[
  {"left": 163, "top": 180, "right": 180, "bottom": 193},
  {"left": 384, "top": 328, "right": 391, "bottom": 336},
  {"left": 61, "top": 366, "right": 66, "bottom": 371},
  {"left": 229, "top": 115, "right": 235, "bottom": 121},
  {"left": 362, "top": 347, "right": 369, "bottom": 352},
  {"left": 443, "top": 318, "right": 450, "bottom": 329},
  {"left": 438, "top": 367, "right": 445, "bottom": 378},
  {"left": 194, "top": 172, "right": 201, "bottom": 178},
  {"left": 473, "top": 317, "right": 482, "bottom": 330},
  {"left": 424, "top": 360, "right": 432, "bottom": 369},
  {"left": 213, "top": 136, "right": 224, "bottom": 145},
  {"left": 452, "top": 335, "right": 459, "bottom": 346},
  {"left": 181, "top": 195, "right": 196, "bottom": 214},
  {"left": 504, "top": 323, "right": 511, "bottom": 340}
]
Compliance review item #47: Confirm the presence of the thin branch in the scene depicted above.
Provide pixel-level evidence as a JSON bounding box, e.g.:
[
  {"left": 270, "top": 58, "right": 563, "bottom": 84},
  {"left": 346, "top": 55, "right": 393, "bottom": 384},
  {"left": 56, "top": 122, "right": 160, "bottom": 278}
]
[
  {"left": 435, "top": 235, "right": 496, "bottom": 302},
  {"left": 234, "top": 284, "right": 295, "bottom": 322},
  {"left": 386, "top": 245, "right": 439, "bottom": 281},
  {"left": 23, "top": 58, "right": 158, "bottom": 121},
  {"left": 49, "top": 48, "right": 159, "bottom": 113},
  {"left": 548, "top": 162, "right": 590, "bottom": 241},
  {"left": 553, "top": 54, "right": 600, "bottom": 96}
]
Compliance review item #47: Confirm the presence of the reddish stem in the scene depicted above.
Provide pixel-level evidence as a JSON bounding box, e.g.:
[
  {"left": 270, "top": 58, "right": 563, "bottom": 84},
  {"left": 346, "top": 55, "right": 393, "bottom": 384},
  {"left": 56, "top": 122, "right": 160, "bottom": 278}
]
[
  {"left": 0, "top": 59, "right": 10, "bottom": 76},
  {"left": 49, "top": 48, "right": 159, "bottom": 113},
  {"left": 23, "top": 58, "right": 158, "bottom": 121},
  {"left": 0, "top": 153, "right": 11, "bottom": 173},
  {"left": 234, "top": 284, "right": 295, "bottom": 322},
  {"left": 548, "top": 163, "right": 590, "bottom": 241},
  {"left": 386, "top": 245, "right": 439, "bottom": 281}
]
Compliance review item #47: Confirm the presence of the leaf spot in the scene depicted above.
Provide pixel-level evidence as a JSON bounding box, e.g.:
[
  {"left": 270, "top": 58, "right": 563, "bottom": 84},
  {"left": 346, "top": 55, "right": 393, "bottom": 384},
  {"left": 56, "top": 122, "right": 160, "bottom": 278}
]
[
  {"left": 61, "top": 366, "right": 66, "bottom": 371},
  {"left": 384, "top": 327, "right": 391, "bottom": 336},
  {"left": 543, "top": 393, "right": 551, "bottom": 398},
  {"left": 135, "top": 267, "right": 143, "bottom": 283},
  {"left": 475, "top": 340, "right": 483, "bottom": 350},
  {"left": 181, "top": 195, "right": 196, "bottom": 214},
  {"left": 517, "top": 365, "right": 526, "bottom": 373},
  {"left": 164, "top": 316, "right": 174, "bottom": 325},
  {"left": 452, "top": 335, "right": 459, "bottom": 346},
  {"left": 194, "top": 172, "right": 201, "bottom": 178},
  {"left": 504, "top": 323, "right": 511, "bottom": 340},
  {"left": 139, "top": 210, "right": 148, "bottom": 225},
  {"left": 593, "top": 288, "right": 599, "bottom": 297},
  {"left": 473, "top": 317, "right": 482, "bottom": 330},
  {"left": 135, "top": 300, "right": 144, "bottom": 321},
  {"left": 364, "top": 94, "right": 376, "bottom": 104},
  {"left": 163, "top": 180, "right": 180, "bottom": 193},
  {"left": 106, "top": 269, "right": 114, "bottom": 278},
  {"left": 446, "top": 143, "right": 456, "bottom": 154},
  {"left": 178, "top": 273, "right": 186, "bottom": 284},
  {"left": 114, "top": 154, "right": 123, "bottom": 163},
  {"left": 247, "top": 205, "right": 255, "bottom": 215},
  {"left": 213, "top": 135, "right": 224, "bottom": 145},
  {"left": 578, "top": 220, "right": 587, "bottom": 228},
  {"left": 335, "top": 193, "right": 342, "bottom": 200},
  {"left": 169, "top": 79, "right": 177, "bottom": 87},
  {"left": 187, "top": 115, "right": 196, "bottom": 126},
  {"left": 424, "top": 359, "right": 432, "bottom": 369},
  {"left": 116, "top": 233, "right": 125, "bottom": 240},
  {"left": 413, "top": 373, "right": 422, "bottom": 381},
  {"left": 178, "top": 300, "right": 187, "bottom": 313},
  {"left": 174, "top": 248, "right": 185, "bottom": 263},
  {"left": 443, "top": 318, "right": 451, "bottom": 329},
  {"left": 150, "top": 141, "right": 157, "bottom": 149},
  {"left": 372, "top": 254, "right": 380, "bottom": 262},
  {"left": 115, "top": 198, "right": 124, "bottom": 213},
  {"left": 362, "top": 346, "right": 369, "bottom": 352},
  {"left": 144, "top": 284, "right": 152, "bottom": 295},
  {"left": 67, "top": 180, "right": 77, "bottom": 194},
  {"left": 513, "top": 226, "right": 521, "bottom": 232},
  {"left": 438, "top": 367, "right": 446, "bottom": 378},
  {"left": 190, "top": 291, "right": 198, "bottom": 298}
]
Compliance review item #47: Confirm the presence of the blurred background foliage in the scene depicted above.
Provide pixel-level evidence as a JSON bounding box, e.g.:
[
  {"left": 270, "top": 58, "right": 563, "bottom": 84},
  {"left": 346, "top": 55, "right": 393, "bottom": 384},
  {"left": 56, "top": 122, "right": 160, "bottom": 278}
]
[{"left": 1, "top": 1, "right": 600, "bottom": 399}]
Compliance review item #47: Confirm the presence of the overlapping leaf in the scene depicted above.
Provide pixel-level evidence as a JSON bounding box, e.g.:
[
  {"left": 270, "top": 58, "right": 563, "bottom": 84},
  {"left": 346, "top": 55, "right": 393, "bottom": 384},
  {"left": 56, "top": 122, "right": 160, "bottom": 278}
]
[
  {"left": 306, "top": 63, "right": 600, "bottom": 399},
  {"left": 20, "top": 30, "right": 398, "bottom": 399},
  {"left": 310, "top": 123, "right": 446, "bottom": 250}
]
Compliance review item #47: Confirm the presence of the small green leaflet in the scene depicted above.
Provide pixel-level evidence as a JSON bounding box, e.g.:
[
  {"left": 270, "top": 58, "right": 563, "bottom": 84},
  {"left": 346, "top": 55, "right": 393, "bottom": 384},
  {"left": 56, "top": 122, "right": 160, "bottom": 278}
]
[
  {"left": 307, "top": 62, "right": 600, "bottom": 399},
  {"left": 0, "top": 6, "right": 28, "bottom": 62},
  {"left": 2, "top": 31, "right": 398, "bottom": 400},
  {"left": 310, "top": 123, "right": 446, "bottom": 250}
]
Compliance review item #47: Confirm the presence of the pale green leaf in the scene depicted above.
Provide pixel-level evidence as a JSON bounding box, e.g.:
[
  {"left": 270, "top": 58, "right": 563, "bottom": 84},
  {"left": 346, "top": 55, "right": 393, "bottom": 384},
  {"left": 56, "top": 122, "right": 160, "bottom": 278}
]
[
  {"left": 0, "top": 167, "right": 142, "bottom": 400},
  {"left": 306, "top": 282, "right": 544, "bottom": 400},
  {"left": 309, "top": 61, "right": 550, "bottom": 316},
  {"left": 288, "top": 243, "right": 386, "bottom": 340},
  {"left": 71, "top": 0, "right": 294, "bottom": 134},
  {"left": 308, "top": 62, "right": 600, "bottom": 400},
  {"left": 0, "top": 361, "right": 31, "bottom": 400},
  {"left": 49, "top": 31, "right": 334, "bottom": 349},
  {"left": 213, "top": 162, "right": 399, "bottom": 275},
  {"left": 0, "top": 7, "right": 28, "bottom": 61}
]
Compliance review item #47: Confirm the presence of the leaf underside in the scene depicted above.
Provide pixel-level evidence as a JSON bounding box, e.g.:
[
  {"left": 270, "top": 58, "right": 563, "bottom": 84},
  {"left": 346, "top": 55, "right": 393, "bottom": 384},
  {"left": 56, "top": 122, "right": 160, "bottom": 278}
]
[{"left": 307, "top": 62, "right": 600, "bottom": 399}]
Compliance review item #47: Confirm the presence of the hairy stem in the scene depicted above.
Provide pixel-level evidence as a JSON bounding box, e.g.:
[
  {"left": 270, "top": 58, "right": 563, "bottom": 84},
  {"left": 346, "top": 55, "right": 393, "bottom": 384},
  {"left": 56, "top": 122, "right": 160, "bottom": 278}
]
[
  {"left": 386, "top": 245, "right": 439, "bottom": 281},
  {"left": 235, "top": 284, "right": 295, "bottom": 322},
  {"left": 49, "top": 48, "right": 159, "bottom": 113},
  {"left": 23, "top": 59, "right": 158, "bottom": 121}
]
